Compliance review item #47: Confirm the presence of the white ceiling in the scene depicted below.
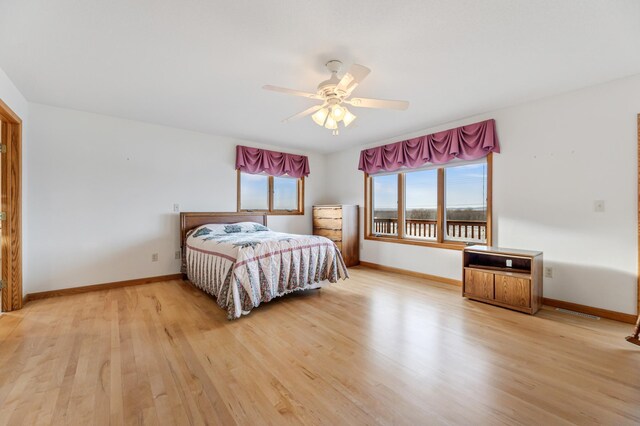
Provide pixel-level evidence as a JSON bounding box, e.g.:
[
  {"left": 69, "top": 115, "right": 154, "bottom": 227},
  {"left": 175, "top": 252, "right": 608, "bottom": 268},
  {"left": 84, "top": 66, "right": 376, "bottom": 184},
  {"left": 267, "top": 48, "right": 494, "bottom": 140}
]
[{"left": 1, "top": 1, "right": 640, "bottom": 154}]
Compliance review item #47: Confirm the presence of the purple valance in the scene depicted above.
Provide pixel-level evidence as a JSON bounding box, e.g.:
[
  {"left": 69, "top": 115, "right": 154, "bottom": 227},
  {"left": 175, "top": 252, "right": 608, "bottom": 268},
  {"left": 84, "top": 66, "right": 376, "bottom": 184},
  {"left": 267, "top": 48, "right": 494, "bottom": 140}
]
[
  {"left": 236, "top": 145, "right": 310, "bottom": 178},
  {"left": 358, "top": 119, "right": 500, "bottom": 174}
]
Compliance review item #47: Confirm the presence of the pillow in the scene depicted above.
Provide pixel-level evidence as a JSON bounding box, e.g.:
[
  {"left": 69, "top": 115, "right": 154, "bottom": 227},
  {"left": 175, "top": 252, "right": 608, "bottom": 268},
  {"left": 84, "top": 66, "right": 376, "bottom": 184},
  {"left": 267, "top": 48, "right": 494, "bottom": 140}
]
[
  {"left": 227, "top": 222, "right": 270, "bottom": 233},
  {"left": 191, "top": 222, "right": 269, "bottom": 238}
]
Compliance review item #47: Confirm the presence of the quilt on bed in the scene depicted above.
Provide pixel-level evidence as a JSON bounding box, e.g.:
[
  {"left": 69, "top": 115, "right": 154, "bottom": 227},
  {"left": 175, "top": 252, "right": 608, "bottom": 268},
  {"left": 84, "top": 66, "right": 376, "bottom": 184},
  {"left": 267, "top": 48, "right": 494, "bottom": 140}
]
[{"left": 185, "top": 223, "right": 349, "bottom": 319}]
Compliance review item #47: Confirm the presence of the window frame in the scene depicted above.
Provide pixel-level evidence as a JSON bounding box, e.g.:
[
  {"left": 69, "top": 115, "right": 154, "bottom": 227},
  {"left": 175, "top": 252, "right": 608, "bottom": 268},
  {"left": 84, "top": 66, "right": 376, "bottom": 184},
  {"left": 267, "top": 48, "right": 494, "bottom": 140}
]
[
  {"left": 237, "top": 170, "right": 305, "bottom": 215},
  {"left": 364, "top": 154, "right": 493, "bottom": 251}
]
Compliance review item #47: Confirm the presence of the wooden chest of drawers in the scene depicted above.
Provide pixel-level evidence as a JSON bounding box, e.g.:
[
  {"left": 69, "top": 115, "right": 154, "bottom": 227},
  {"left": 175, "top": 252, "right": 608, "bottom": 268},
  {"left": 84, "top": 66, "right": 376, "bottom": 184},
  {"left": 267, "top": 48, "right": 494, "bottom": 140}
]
[
  {"left": 312, "top": 205, "right": 359, "bottom": 267},
  {"left": 463, "top": 246, "right": 543, "bottom": 315}
]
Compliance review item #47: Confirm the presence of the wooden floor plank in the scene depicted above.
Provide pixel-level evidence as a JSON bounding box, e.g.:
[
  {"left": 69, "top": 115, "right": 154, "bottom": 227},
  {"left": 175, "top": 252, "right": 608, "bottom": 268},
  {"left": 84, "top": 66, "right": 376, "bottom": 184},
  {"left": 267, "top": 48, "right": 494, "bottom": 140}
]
[{"left": 1, "top": 266, "right": 639, "bottom": 425}]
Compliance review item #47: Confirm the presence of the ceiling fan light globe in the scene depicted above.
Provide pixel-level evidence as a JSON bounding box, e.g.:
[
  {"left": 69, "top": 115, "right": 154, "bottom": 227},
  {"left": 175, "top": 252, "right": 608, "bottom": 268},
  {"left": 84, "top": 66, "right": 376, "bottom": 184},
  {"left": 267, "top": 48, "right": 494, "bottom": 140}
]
[
  {"left": 343, "top": 109, "right": 356, "bottom": 127},
  {"left": 331, "top": 105, "right": 346, "bottom": 121},
  {"left": 311, "top": 108, "right": 329, "bottom": 126},
  {"left": 324, "top": 116, "right": 338, "bottom": 130}
]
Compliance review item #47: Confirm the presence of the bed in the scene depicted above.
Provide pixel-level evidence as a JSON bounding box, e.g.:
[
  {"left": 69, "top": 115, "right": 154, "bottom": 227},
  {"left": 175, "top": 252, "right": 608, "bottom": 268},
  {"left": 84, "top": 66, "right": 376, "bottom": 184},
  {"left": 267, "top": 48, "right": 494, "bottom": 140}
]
[{"left": 180, "top": 212, "right": 349, "bottom": 319}]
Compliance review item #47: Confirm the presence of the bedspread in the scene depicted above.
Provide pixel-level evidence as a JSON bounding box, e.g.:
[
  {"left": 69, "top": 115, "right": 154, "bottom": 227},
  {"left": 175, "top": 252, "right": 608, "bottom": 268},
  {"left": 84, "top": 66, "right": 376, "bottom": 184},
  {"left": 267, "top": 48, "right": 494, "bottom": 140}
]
[{"left": 185, "top": 225, "right": 348, "bottom": 319}]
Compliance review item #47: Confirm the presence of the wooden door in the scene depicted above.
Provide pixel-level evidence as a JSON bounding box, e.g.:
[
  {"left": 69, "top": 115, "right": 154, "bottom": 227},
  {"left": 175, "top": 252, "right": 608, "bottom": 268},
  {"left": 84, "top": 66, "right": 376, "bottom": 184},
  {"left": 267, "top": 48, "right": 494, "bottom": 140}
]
[
  {"left": 465, "top": 269, "right": 494, "bottom": 299},
  {"left": 495, "top": 275, "right": 531, "bottom": 308},
  {"left": 0, "top": 99, "right": 22, "bottom": 311}
]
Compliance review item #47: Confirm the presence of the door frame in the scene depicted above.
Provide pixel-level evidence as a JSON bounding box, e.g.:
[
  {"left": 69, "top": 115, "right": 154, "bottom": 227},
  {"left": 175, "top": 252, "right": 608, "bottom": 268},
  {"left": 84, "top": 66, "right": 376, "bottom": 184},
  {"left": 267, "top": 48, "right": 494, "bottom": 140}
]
[
  {"left": 0, "top": 98, "right": 22, "bottom": 311},
  {"left": 637, "top": 114, "right": 640, "bottom": 316}
]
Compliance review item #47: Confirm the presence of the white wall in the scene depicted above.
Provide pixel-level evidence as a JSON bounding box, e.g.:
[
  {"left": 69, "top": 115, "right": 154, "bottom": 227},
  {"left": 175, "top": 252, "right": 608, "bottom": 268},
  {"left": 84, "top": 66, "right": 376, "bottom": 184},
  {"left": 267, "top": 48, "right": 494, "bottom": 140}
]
[
  {"left": 327, "top": 74, "right": 640, "bottom": 315},
  {"left": 26, "top": 103, "right": 327, "bottom": 293},
  {"left": 18, "top": 72, "right": 640, "bottom": 315},
  {"left": 0, "top": 67, "right": 27, "bottom": 119}
]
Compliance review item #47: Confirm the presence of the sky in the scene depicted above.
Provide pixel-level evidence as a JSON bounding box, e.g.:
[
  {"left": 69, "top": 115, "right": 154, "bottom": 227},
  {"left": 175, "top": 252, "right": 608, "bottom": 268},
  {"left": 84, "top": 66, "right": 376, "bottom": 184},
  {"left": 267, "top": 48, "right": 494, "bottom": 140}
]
[
  {"left": 241, "top": 173, "right": 298, "bottom": 210},
  {"left": 373, "top": 163, "right": 487, "bottom": 210}
]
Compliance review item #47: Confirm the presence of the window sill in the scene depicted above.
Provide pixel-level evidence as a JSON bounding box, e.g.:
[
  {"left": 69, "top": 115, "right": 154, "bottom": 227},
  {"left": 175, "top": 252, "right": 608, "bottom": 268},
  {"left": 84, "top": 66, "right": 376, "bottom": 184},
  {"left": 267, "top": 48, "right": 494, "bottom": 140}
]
[{"left": 364, "top": 235, "right": 485, "bottom": 251}]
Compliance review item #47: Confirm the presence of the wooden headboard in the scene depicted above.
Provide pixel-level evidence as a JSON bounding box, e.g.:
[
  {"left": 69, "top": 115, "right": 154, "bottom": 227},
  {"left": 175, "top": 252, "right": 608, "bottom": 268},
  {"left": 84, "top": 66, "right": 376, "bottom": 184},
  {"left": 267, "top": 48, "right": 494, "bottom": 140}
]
[{"left": 180, "top": 212, "right": 268, "bottom": 248}]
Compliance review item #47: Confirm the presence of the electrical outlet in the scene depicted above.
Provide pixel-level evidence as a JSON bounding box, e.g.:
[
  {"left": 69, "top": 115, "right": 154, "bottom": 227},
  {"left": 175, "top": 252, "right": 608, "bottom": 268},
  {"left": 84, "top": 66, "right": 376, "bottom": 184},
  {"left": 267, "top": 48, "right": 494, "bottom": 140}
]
[
  {"left": 594, "top": 200, "right": 605, "bottom": 212},
  {"left": 175, "top": 250, "right": 181, "bottom": 260},
  {"left": 544, "top": 267, "right": 553, "bottom": 278},
  {"left": 152, "top": 253, "right": 159, "bottom": 262},
  {"left": 173, "top": 203, "right": 180, "bottom": 213},
  {"left": 506, "top": 259, "right": 512, "bottom": 268}
]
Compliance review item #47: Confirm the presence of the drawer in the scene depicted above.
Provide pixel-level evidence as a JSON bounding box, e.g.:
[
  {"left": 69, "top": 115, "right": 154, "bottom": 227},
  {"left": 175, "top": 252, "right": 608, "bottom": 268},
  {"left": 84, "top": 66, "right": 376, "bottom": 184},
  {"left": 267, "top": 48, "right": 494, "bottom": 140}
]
[
  {"left": 494, "top": 275, "right": 531, "bottom": 308},
  {"left": 464, "top": 269, "right": 494, "bottom": 300},
  {"left": 313, "top": 217, "right": 342, "bottom": 230},
  {"left": 313, "top": 207, "right": 342, "bottom": 219},
  {"left": 314, "top": 228, "right": 342, "bottom": 241}
]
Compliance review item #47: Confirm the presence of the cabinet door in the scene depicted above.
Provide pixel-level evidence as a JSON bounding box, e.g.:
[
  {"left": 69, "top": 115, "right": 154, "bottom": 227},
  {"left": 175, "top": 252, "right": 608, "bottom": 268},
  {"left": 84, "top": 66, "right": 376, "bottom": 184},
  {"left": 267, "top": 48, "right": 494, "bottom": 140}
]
[
  {"left": 465, "top": 270, "right": 494, "bottom": 299},
  {"left": 494, "top": 275, "right": 531, "bottom": 308}
]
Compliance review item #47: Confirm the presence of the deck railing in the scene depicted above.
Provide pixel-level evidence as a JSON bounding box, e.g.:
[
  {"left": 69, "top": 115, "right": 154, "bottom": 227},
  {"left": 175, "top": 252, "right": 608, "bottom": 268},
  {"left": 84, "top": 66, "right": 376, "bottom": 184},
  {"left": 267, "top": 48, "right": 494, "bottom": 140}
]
[{"left": 373, "top": 218, "right": 487, "bottom": 241}]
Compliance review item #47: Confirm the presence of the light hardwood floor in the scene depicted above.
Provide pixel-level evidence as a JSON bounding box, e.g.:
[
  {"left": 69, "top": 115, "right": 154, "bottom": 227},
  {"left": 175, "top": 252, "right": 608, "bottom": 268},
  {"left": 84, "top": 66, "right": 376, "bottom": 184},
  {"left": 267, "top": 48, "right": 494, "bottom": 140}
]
[{"left": 1, "top": 266, "right": 639, "bottom": 425}]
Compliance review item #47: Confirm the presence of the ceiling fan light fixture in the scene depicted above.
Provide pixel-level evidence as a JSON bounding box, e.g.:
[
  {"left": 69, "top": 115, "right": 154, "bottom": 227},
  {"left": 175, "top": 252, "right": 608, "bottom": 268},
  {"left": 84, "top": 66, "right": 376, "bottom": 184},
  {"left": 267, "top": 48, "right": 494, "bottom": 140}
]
[
  {"left": 342, "top": 109, "right": 357, "bottom": 127},
  {"left": 263, "top": 60, "right": 408, "bottom": 134},
  {"left": 311, "top": 107, "right": 329, "bottom": 126},
  {"left": 324, "top": 116, "right": 338, "bottom": 130},
  {"left": 331, "top": 105, "right": 346, "bottom": 121}
]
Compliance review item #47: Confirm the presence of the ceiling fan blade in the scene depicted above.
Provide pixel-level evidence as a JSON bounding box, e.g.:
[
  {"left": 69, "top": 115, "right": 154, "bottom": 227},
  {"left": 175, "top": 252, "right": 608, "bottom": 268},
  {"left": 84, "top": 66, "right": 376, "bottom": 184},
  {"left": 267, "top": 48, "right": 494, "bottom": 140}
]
[
  {"left": 336, "top": 64, "right": 371, "bottom": 93},
  {"left": 346, "top": 97, "right": 409, "bottom": 111},
  {"left": 282, "top": 103, "right": 326, "bottom": 123},
  {"left": 263, "top": 85, "right": 323, "bottom": 100}
]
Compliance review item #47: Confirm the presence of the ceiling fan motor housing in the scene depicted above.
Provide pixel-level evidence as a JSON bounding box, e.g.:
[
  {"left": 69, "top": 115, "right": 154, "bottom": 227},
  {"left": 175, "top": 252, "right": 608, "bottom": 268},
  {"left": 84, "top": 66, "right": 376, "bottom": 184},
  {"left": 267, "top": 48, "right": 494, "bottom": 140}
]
[
  {"left": 318, "top": 60, "right": 346, "bottom": 104},
  {"left": 325, "top": 59, "right": 342, "bottom": 73}
]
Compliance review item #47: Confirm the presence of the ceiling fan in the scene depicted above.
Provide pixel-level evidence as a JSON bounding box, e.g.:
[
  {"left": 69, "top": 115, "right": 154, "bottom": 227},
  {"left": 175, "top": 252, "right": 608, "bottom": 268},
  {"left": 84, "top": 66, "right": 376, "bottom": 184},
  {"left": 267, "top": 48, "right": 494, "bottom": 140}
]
[{"left": 263, "top": 60, "right": 409, "bottom": 135}]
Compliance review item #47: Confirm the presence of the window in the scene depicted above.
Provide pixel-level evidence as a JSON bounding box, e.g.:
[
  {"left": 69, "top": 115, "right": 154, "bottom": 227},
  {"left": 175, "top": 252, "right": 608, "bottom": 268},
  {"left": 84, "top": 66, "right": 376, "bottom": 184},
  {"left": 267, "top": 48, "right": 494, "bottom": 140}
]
[
  {"left": 365, "top": 155, "right": 492, "bottom": 249},
  {"left": 404, "top": 169, "right": 438, "bottom": 240},
  {"left": 445, "top": 163, "right": 487, "bottom": 242},
  {"left": 372, "top": 174, "right": 398, "bottom": 236},
  {"left": 240, "top": 173, "right": 269, "bottom": 210},
  {"left": 237, "top": 171, "right": 304, "bottom": 214}
]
